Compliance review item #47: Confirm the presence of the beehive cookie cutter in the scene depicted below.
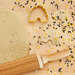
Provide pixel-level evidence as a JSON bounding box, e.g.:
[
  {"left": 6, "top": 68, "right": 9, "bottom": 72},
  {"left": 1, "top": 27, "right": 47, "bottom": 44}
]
[{"left": 28, "top": 5, "right": 49, "bottom": 23}]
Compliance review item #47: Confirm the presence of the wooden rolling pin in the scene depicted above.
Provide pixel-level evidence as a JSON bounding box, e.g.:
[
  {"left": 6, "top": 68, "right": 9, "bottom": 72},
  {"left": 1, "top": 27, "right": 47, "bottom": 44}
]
[{"left": 0, "top": 49, "right": 69, "bottom": 75}]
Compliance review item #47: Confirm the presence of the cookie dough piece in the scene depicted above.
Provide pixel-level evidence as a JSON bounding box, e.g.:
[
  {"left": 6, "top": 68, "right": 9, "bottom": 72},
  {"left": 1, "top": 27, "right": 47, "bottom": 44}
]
[
  {"left": 28, "top": 6, "right": 48, "bottom": 22},
  {"left": 40, "top": 27, "right": 60, "bottom": 45},
  {"left": 54, "top": 9, "right": 70, "bottom": 25},
  {"left": 0, "top": 9, "right": 29, "bottom": 64}
]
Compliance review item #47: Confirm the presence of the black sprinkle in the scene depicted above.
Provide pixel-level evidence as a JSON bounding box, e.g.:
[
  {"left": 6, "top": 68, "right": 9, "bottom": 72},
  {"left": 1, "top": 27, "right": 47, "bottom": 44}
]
[
  {"left": 57, "top": 50, "right": 59, "bottom": 52},
  {"left": 71, "top": 55, "right": 74, "bottom": 58},
  {"left": 62, "top": 30, "right": 66, "bottom": 33},
  {"left": 12, "top": 8, "right": 14, "bottom": 11},
  {"left": 14, "top": 1, "right": 17, "bottom": 4},
  {"left": 29, "top": 48, "right": 31, "bottom": 50},
  {"left": 37, "top": 41, "right": 39, "bottom": 43},
  {"left": 58, "top": 68, "right": 62, "bottom": 72},
  {"left": 25, "top": 0, "right": 29, "bottom": 5},
  {"left": 35, "top": 3, "right": 37, "bottom": 6},
  {"left": 43, "top": 0, "right": 45, "bottom": 4},
  {"left": 60, "top": 36, "right": 63, "bottom": 38},
  {"left": 70, "top": 51, "right": 73, "bottom": 53},
  {"left": 40, "top": 43, "right": 42, "bottom": 45},
  {"left": 71, "top": 63, "right": 73, "bottom": 66},
  {"left": 59, "top": 44, "right": 61, "bottom": 46},
  {"left": 59, "top": 59, "right": 62, "bottom": 62},
  {"left": 55, "top": 4, "right": 59, "bottom": 10},
  {"left": 71, "top": 1, "right": 73, "bottom": 5},
  {"left": 29, "top": 43, "right": 31, "bottom": 45},
  {"left": 50, "top": 70, "right": 52, "bottom": 73},
  {"left": 56, "top": 16, "right": 59, "bottom": 19},
  {"left": 33, "top": 36, "right": 36, "bottom": 38},
  {"left": 69, "top": 48, "right": 72, "bottom": 50},
  {"left": 63, "top": 42, "right": 65, "bottom": 44},
  {"left": 18, "top": 2, "right": 20, "bottom": 5},
  {"left": 48, "top": 35, "right": 50, "bottom": 37},
  {"left": 39, "top": 27, "right": 41, "bottom": 29},
  {"left": 68, "top": 31, "right": 71, "bottom": 33},
  {"left": 38, "top": 36, "right": 41, "bottom": 38}
]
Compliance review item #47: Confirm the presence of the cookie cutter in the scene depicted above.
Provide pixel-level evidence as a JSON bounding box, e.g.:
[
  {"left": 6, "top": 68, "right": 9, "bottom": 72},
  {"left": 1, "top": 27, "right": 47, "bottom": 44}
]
[{"left": 28, "top": 5, "right": 49, "bottom": 23}]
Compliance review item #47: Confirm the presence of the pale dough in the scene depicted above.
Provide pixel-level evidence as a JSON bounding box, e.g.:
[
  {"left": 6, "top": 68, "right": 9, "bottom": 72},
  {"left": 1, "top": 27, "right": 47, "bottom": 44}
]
[
  {"left": 40, "top": 27, "right": 60, "bottom": 45},
  {"left": 0, "top": 9, "right": 29, "bottom": 64}
]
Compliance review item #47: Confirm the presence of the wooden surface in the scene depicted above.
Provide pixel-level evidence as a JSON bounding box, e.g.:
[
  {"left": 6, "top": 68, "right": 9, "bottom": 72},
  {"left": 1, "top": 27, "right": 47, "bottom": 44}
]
[{"left": 0, "top": 0, "right": 75, "bottom": 75}]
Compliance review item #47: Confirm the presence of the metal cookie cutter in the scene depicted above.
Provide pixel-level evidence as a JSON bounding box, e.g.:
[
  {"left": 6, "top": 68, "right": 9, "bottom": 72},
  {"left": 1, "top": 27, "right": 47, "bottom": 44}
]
[{"left": 28, "top": 5, "right": 49, "bottom": 23}]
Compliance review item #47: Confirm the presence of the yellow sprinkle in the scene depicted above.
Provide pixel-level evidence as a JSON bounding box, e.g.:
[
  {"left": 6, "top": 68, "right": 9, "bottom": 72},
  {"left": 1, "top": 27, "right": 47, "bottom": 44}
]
[
  {"left": 74, "top": 52, "right": 75, "bottom": 54},
  {"left": 63, "top": 65, "right": 65, "bottom": 68},
  {"left": 54, "top": 73, "right": 56, "bottom": 75},
  {"left": 52, "top": 67, "right": 55, "bottom": 70},
  {"left": 66, "top": 5, "right": 68, "bottom": 8},
  {"left": 45, "top": 32, "right": 47, "bottom": 35},
  {"left": 36, "top": 30, "right": 38, "bottom": 32},
  {"left": 37, "top": 46, "right": 40, "bottom": 49},
  {"left": 50, "top": 47, "right": 54, "bottom": 49},
  {"left": 63, "top": 23, "right": 67, "bottom": 26},
  {"left": 70, "top": 34, "right": 73, "bottom": 37},
  {"left": 54, "top": 37, "right": 58, "bottom": 40},
  {"left": 47, "top": 69, "right": 50, "bottom": 73},
  {"left": 67, "top": 57, "right": 69, "bottom": 59},
  {"left": 21, "top": 6, "right": 24, "bottom": 8},
  {"left": 65, "top": 17, "right": 68, "bottom": 21},
  {"left": 48, "top": 50, "right": 50, "bottom": 53},
  {"left": 62, "top": 46, "right": 65, "bottom": 48},
  {"left": 33, "top": 24, "right": 35, "bottom": 27},
  {"left": 68, "top": 38, "right": 71, "bottom": 41},
  {"left": 38, "top": 1, "right": 40, "bottom": 2},
  {"left": 73, "top": 48, "right": 75, "bottom": 50},
  {"left": 59, "top": 63, "right": 61, "bottom": 66},
  {"left": 65, "top": 12, "right": 67, "bottom": 15},
  {"left": 57, "top": 29, "right": 60, "bottom": 34},
  {"left": 55, "top": 32, "right": 57, "bottom": 35},
  {"left": 47, "top": 7, "right": 50, "bottom": 10},
  {"left": 63, "top": 38, "right": 65, "bottom": 41},
  {"left": 56, "top": 2, "right": 58, "bottom": 4},
  {"left": 16, "top": 0, "right": 20, "bottom": 2},
  {"left": 60, "top": 72, "right": 64, "bottom": 75},
  {"left": 43, "top": 4, "right": 45, "bottom": 6}
]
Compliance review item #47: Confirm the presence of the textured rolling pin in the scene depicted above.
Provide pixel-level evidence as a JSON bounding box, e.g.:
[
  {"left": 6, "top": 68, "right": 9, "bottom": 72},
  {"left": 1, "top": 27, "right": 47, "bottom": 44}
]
[{"left": 0, "top": 49, "right": 69, "bottom": 75}]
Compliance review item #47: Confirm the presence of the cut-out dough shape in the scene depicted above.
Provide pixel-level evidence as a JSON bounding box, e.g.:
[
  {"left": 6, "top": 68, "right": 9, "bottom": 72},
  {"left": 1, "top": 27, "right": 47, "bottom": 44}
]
[
  {"left": 54, "top": 9, "right": 70, "bottom": 26},
  {"left": 40, "top": 28, "right": 60, "bottom": 45},
  {"left": 28, "top": 5, "right": 48, "bottom": 22}
]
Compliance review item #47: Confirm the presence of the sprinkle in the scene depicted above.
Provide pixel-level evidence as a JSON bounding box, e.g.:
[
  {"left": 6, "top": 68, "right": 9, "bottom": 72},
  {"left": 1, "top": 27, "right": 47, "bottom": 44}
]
[
  {"left": 50, "top": 70, "right": 52, "bottom": 73},
  {"left": 25, "top": 0, "right": 29, "bottom": 5},
  {"left": 14, "top": 1, "right": 17, "bottom": 4},
  {"left": 68, "top": 31, "right": 71, "bottom": 33},
  {"left": 54, "top": 73, "right": 56, "bottom": 75},
  {"left": 29, "top": 43, "right": 31, "bottom": 45},
  {"left": 43, "top": 0, "right": 45, "bottom": 4},
  {"left": 16, "top": 0, "right": 20, "bottom": 2},
  {"left": 37, "top": 46, "right": 40, "bottom": 49},
  {"left": 33, "top": 36, "right": 36, "bottom": 38},
  {"left": 35, "top": 3, "right": 37, "bottom": 6},
  {"left": 58, "top": 68, "right": 62, "bottom": 72},
  {"left": 48, "top": 50, "right": 50, "bottom": 53},
  {"left": 29, "top": 48, "right": 31, "bottom": 50},
  {"left": 59, "top": 59, "right": 62, "bottom": 62}
]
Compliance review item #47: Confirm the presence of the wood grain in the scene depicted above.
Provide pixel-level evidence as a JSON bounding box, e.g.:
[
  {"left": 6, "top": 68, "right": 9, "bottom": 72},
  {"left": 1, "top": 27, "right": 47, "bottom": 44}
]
[{"left": 0, "top": 54, "right": 40, "bottom": 75}]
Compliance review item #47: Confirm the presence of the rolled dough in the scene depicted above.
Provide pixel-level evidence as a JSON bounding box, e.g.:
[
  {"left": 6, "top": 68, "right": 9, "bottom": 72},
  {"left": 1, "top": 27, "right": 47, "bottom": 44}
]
[{"left": 0, "top": 9, "right": 29, "bottom": 64}]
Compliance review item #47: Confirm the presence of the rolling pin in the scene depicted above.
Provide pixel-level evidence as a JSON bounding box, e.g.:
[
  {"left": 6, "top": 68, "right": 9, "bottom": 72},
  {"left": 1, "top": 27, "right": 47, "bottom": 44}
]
[{"left": 0, "top": 49, "right": 69, "bottom": 75}]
